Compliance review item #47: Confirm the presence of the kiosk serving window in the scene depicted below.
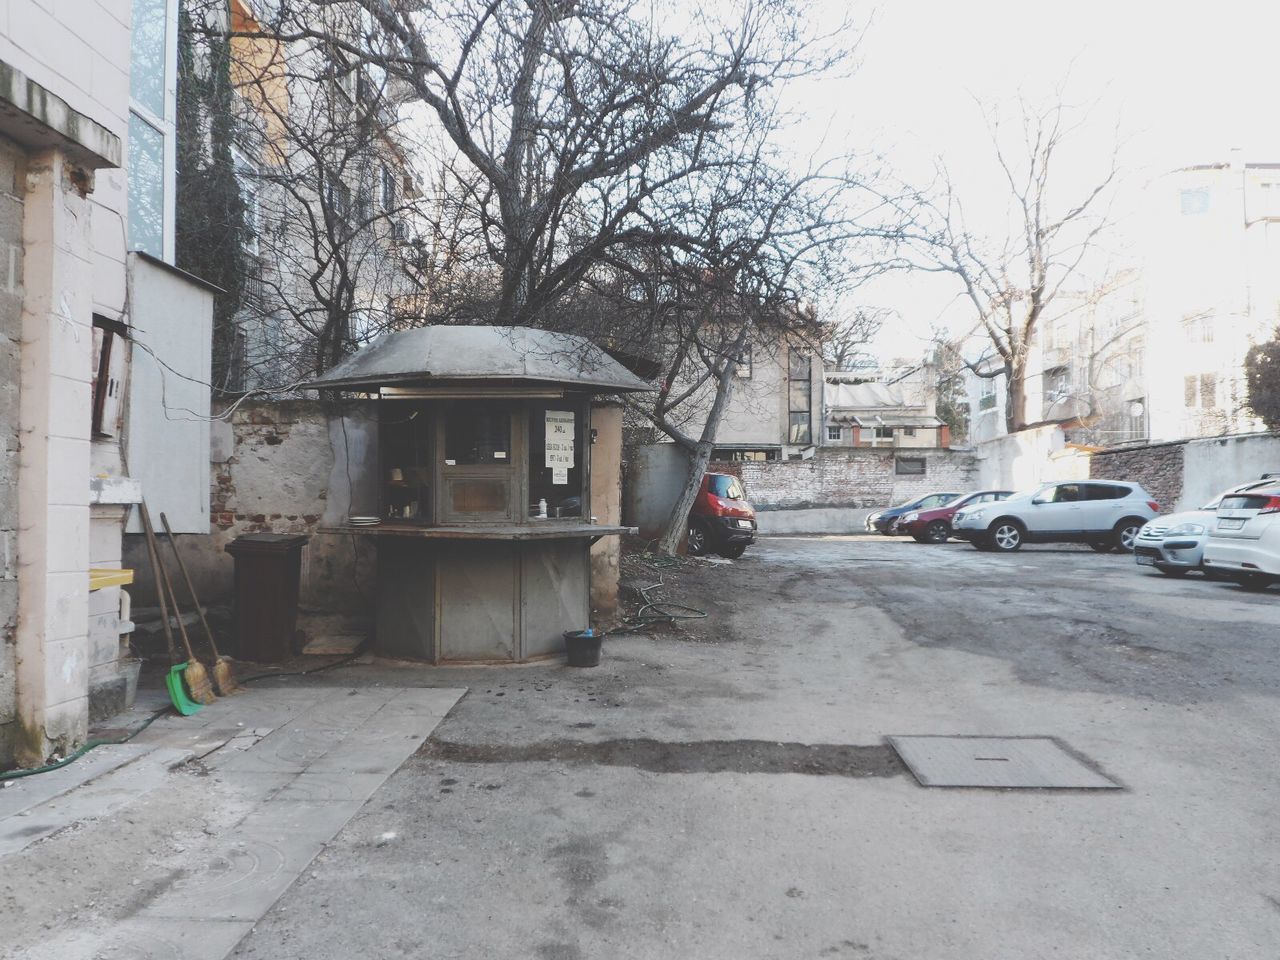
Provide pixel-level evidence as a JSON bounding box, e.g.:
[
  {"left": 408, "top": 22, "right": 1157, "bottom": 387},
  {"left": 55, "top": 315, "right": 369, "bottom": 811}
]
[
  {"left": 375, "top": 396, "right": 590, "bottom": 525},
  {"left": 527, "top": 402, "right": 587, "bottom": 519}
]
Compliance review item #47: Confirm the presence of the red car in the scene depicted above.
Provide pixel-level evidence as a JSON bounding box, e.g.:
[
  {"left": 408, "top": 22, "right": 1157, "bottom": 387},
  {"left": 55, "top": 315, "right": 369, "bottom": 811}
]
[
  {"left": 688, "top": 472, "right": 757, "bottom": 559},
  {"left": 893, "top": 489, "right": 1014, "bottom": 543}
]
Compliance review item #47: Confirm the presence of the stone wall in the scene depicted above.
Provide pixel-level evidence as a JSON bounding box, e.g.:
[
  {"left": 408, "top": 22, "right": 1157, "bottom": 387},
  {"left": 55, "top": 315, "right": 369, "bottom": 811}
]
[
  {"left": 1089, "top": 441, "right": 1185, "bottom": 513},
  {"left": 0, "top": 137, "right": 23, "bottom": 766},
  {"left": 1089, "top": 431, "right": 1280, "bottom": 513}
]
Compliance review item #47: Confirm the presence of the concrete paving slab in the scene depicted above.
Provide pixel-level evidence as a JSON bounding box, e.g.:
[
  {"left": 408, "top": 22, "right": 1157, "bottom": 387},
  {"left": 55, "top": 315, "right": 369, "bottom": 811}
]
[
  {"left": 0, "top": 744, "right": 154, "bottom": 819},
  {"left": 270, "top": 772, "right": 389, "bottom": 804},
  {"left": 0, "top": 747, "right": 194, "bottom": 856},
  {"left": 141, "top": 800, "right": 365, "bottom": 921},
  {"left": 888, "top": 735, "right": 1121, "bottom": 789},
  {"left": 23, "top": 918, "right": 257, "bottom": 960}
]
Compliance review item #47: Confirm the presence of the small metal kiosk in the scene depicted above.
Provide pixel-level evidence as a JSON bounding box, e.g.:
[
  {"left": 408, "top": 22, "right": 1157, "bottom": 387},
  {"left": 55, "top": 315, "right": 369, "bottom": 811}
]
[{"left": 305, "top": 325, "right": 650, "bottom": 663}]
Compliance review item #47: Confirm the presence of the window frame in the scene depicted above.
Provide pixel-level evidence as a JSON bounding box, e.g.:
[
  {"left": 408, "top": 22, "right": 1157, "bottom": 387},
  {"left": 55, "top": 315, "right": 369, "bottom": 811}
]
[
  {"left": 127, "top": 0, "right": 178, "bottom": 262},
  {"left": 827, "top": 424, "right": 842, "bottom": 442}
]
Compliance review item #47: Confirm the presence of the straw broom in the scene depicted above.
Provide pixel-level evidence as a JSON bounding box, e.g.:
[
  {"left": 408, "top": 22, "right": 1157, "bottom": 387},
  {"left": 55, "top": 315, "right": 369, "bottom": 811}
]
[
  {"left": 143, "top": 507, "right": 216, "bottom": 705},
  {"left": 160, "top": 512, "right": 237, "bottom": 695}
]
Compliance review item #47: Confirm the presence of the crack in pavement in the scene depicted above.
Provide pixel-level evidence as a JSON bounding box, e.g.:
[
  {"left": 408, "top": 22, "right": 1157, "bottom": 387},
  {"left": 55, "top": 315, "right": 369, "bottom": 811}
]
[{"left": 418, "top": 737, "right": 906, "bottom": 778}]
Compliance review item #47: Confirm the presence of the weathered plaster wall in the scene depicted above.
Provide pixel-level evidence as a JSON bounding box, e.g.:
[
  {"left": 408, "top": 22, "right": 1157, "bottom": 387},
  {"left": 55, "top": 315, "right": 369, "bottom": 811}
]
[
  {"left": 972, "top": 424, "right": 1090, "bottom": 492},
  {"left": 589, "top": 402, "right": 623, "bottom": 623},
  {"left": 0, "top": 136, "right": 23, "bottom": 765},
  {"left": 123, "top": 400, "right": 378, "bottom": 626}
]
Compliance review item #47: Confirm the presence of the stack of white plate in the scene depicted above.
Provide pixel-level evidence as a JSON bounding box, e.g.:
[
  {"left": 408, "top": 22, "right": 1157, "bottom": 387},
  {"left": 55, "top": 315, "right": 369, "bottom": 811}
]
[{"left": 348, "top": 516, "right": 381, "bottom": 526}]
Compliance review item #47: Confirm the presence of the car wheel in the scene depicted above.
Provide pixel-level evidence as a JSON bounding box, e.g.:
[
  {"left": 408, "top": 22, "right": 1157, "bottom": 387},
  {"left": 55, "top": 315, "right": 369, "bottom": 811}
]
[
  {"left": 989, "top": 520, "right": 1024, "bottom": 552},
  {"left": 687, "top": 521, "right": 710, "bottom": 557},
  {"left": 1234, "top": 573, "right": 1272, "bottom": 592},
  {"left": 1113, "top": 519, "right": 1144, "bottom": 553},
  {"left": 1155, "top": 564, "right": 1189, "bottom": 578},
  {"left": 717, "top": 543, "right": 748, "bottom": 559},
  {"left": 925, "top": 520, "right": 950, "bottom": 544},
  {"left": 1089, "top": 542, "right": 1114, "bottom": 553}
]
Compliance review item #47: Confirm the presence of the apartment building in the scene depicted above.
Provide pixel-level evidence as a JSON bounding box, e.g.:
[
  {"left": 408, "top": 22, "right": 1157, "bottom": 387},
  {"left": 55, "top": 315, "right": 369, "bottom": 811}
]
[{"left": 0, "top": 0, "right": 214, "bottom": 766}]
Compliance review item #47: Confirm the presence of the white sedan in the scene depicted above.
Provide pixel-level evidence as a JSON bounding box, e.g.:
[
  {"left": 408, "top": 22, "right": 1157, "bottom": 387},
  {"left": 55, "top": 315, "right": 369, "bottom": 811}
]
[{"left": 1202, "top": 488, "right": 1280, "bottom": 591}]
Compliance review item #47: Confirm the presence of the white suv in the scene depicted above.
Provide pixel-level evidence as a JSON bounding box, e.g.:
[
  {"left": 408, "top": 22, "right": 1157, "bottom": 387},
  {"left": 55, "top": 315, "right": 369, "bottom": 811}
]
[{"left": 952, "top": 480, "right": 1161, "bottom": 553}]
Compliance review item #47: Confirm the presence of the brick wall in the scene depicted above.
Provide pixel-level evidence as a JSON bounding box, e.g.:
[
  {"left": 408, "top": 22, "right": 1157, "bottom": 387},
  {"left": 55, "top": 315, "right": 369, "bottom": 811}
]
[
  {"left": 712, "top": 449, "right": 980, "bottom": 511},
  {"left": 1089, "top": 441, "right": 1185, "bottom": 513},
  {"left": 0, "top": 137, "right": 23, "bottom": 762}
]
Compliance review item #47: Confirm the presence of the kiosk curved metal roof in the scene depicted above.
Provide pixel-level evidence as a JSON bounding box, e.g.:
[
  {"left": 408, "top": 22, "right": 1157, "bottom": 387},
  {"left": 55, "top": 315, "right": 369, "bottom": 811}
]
[{"left": 302, "top": 325, "right": 652, "bottom": 393}]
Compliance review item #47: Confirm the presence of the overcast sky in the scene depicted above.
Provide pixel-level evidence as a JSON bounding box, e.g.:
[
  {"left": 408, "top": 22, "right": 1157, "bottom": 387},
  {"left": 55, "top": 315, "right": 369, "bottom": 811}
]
[{"left": 785, "top": 0, "right": 1280, "bottom": 360}]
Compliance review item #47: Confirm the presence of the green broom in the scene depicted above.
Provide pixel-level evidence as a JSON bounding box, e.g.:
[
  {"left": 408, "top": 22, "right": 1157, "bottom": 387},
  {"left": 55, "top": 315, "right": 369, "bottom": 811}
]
[
  {"left": 139, "top": 502, "right": 204, "bottom": 715},
  {"left": 141, "top": 503, "right": 215, "bottom": 708}
]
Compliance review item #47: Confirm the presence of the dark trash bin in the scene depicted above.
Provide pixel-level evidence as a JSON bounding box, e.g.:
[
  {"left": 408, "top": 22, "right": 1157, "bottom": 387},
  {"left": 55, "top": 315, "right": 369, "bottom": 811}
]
[
  {"left": 225, "top": 534, "right": 309, "bottom": 663},
  {"left": 564, "top": 629, "right": 603, "bottom": 667}
]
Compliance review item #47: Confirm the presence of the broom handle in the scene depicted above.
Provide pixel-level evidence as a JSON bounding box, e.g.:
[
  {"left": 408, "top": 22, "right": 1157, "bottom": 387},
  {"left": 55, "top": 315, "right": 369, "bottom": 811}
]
[
  {"left": 138, "top": 502, "right": 178, "bottom": 665},
  {"left": 159, "top": 512, "right": 223, "bottom": 661},
  {"left": 151, "top": 517, "right": 198, "bottom": 664}
]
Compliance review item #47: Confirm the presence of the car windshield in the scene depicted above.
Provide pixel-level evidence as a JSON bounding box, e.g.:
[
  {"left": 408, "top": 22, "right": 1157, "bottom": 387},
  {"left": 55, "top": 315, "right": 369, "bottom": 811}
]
[
  {"left": 707, "top": 475, "right": 746, "bottom": 500},
  {"left": 1203, "top": 480, "right": 1276, "bottom": 510}
]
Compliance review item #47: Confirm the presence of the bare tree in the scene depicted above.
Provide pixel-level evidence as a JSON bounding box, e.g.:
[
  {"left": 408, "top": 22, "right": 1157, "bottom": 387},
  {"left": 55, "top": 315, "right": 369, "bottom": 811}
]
[
  {"left": 821, "top": 307, "right": 887, "bottom": 371},
  {"left": 914, "top": 95, "right": 1118, "bottom": 434},
  {"left": 234, "top": 0, "right": 852, "bottom": 329}
]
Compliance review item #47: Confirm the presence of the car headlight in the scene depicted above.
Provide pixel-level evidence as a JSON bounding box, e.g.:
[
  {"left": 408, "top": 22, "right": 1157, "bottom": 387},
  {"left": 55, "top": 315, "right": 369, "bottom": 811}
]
[
  {"left": 902, "top": 512, "right": 919, "bottom": 523},
  {"left": 1166, "top": 522, "right": 1205, "bottom": 536}
]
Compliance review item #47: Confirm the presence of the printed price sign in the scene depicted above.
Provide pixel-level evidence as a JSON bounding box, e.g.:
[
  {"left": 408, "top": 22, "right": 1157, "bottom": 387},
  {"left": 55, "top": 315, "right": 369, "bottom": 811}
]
[{"left": 545, "top": 410, "right": 575, "bottom": 469}]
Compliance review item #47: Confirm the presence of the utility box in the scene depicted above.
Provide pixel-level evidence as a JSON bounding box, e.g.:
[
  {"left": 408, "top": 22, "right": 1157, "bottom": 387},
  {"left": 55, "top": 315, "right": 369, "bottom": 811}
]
[{"left": 225, "top": 533, "right": 309, "bottom": 663}]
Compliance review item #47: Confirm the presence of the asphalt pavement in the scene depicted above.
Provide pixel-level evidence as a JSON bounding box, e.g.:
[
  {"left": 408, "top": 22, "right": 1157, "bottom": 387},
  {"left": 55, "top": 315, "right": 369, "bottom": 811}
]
[
  {"left": 5, "top": 535, "right": 1279, "bottom": 959},
  {"left": 235, "top": 536, "right": 1280, "bottom": 959}
]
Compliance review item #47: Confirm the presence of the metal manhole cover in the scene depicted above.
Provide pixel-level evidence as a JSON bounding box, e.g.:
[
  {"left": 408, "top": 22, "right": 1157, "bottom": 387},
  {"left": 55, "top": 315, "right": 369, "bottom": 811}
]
[{"left": 887, "top": 736, "right": 1120, "bottom": 789}]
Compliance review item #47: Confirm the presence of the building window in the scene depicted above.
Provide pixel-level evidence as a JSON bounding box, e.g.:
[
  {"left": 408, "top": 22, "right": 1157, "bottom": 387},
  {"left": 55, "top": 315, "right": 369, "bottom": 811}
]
[
  {"left": 902, "top": 426, "right": 916, "bottom": 437},
  {"left": 326, "top": 174, "right": 351, "bottom": 218},
  {"left": 978, "top": 378, "right": 997, "bottom": 411},
  {"left": 787, "top": 347, "right": 811, "bottom": 445},
  {"left": 128, "top": 0, "right": 176, "bottom": 260},
  {"left": 232, "top": 148, "right": 260, "bottom": 256},
  {"left": 380, "top": 164, "right": 396, "bottom": 211},
  {"left": 874, "top": 426, "right": 894, "bottom": 439},
  {"left": 736, "top": 343, "right": 752, "bottom": 379},
  {"left": 895, "top": 456, "right": 925, "bottom": 476},
  {"left": 827, "top": 425, "right": 842, "bottom": 442},
  {"left": 1184, "top": 374, "right": 1218, "bottom": 409},
  {"left": 1182, "top": 313, "right": 1214, "bottom": 343},
  {"left": 1180, "top": 188, "right": 1210, "bottom": 216}
]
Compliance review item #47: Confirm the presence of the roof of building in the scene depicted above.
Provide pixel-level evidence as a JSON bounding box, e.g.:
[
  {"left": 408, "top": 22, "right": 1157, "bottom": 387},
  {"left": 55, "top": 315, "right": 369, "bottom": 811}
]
[
  {"left": 301, "top": 325, "right": 654, "bottom": 393},
  {"left": 824, "top": 380, "right": 906, "bottom": 409},
  {"left": 828, "top": 412, "right": 944, "bottom": 428}
]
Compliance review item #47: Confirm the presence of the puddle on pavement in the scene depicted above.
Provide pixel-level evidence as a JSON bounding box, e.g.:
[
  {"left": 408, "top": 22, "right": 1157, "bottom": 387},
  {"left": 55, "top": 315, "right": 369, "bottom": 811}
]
[{"left": 419, "top": 737, "right": 905, "bottom": 778}]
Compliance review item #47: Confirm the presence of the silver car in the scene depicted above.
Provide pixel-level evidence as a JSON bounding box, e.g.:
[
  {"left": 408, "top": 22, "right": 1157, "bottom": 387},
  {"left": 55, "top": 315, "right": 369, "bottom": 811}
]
[{"left": 1134, "top": 477, "right": 1280, "bottom": 577}]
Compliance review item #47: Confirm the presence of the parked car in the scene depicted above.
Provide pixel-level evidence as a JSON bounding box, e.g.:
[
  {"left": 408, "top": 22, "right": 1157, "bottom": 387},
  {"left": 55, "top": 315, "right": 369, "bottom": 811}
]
[
  {"left": 865, "top": 491, "right": 964, "bottom": 535},
  {"left": 892, "top": 489, "right": 1015, "bottom": 543},
  {"left": 1201, "top": 487, "right": 1280, "bottom": 590},
  {"left": 687, "top": 472, "right": 757, "bottom": 559},
  {"left": 1134, "top": 477, "right": 1280, "bottom": 577},
  {"left": 951, "top": 480, "right": 1160, "bottom": 553}
]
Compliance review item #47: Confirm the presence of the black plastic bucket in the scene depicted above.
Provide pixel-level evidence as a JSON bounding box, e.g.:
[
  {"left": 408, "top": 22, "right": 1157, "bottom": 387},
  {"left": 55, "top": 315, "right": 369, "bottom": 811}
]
[{"left": 564, "top": 630, "right": 603, "bottom": 667}]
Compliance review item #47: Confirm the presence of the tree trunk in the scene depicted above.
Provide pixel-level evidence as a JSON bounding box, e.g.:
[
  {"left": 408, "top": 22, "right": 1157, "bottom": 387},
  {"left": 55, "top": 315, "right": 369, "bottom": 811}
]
[
  {"left": 655, "top": 328, "right": 748, "bottom": 555},
  {"left": 1005, "top": 360, "right": 1027, "bottom": 433}
]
